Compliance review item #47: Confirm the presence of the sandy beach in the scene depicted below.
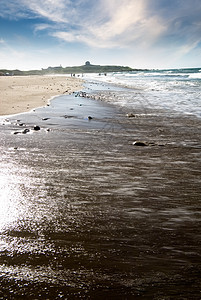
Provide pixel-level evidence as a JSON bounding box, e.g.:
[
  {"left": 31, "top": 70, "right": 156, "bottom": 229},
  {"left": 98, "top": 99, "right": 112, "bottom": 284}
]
[{"left": 0, "top": 75, "right": 83, "bottom": 116}]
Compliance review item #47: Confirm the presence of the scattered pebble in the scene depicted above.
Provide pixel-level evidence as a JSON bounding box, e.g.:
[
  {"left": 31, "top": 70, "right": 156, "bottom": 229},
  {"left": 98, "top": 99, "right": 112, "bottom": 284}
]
[
  {"left": 22, "top": 129, "right": 30, "bottom": 134},
  {"left": 133, "top": 141, "right": 148, "bottom": 146},
  {"left": 126, "top": 113, "right": 136, "bottom": 118},
  {"left": 132, "top": 141, "right": 164, "bottom": 147},
  {"left": 34, "top": 125, "right": 40, "bottom": 131}
]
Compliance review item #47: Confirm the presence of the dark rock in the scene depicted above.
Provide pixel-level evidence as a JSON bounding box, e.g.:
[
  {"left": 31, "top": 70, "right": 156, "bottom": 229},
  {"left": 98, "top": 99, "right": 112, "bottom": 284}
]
[
  {"left": 42, "top": 117, "right": 50, "bottom": 121},
  {"left": 34, "top": 125, "right": 40, "bottom": 131},
  {"left": 13, "top": 128, "right": 30, "bottom": 135},
  {"left": 133, "top": 141, "right": 148, "bottom": 146},
  {"left": 126, "top": 113, "right": 135, "bottom": 118},
  {"left": 22, "top": 129, "right": 30, "bottom": 134},
  {"left": 80, "top": 91, "right": 87, "bottom": 97}
]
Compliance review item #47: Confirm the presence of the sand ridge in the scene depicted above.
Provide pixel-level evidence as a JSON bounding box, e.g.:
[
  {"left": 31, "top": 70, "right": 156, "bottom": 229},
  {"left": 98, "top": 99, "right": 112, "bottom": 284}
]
[{"left": 0, "top": 75, "right": 83, "bottom": 116}]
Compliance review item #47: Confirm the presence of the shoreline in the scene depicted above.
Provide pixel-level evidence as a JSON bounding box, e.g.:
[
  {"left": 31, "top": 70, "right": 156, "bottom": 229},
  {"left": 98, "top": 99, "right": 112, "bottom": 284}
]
[{"left": 0, "top": 75, "right": 83, "bottom": 116}]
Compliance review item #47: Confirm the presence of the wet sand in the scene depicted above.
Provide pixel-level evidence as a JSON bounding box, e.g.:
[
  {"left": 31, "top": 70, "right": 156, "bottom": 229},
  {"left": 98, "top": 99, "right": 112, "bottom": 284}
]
[
  {"left": 0, "top": 83, "right": 201, "bottom": 298},
  {"left": 0, "top": 75, "right": 83, "bottom": 116}
]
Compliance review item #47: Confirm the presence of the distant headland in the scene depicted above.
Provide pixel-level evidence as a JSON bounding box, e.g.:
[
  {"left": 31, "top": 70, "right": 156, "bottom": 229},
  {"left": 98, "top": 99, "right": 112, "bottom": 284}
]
[{"left": 0, "top": 61, "right": 143, "bottom": 76}]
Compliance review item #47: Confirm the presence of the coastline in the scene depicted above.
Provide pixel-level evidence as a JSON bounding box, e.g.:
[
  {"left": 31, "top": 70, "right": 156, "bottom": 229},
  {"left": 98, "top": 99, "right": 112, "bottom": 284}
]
[{"left": 0, "top": 75, "right": 83, "bottom": 116}]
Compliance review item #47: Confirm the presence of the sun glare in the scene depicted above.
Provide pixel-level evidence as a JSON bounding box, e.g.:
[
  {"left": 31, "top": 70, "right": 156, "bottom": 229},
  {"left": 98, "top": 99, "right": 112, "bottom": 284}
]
[{"left": 0, "top": 171, "right": 23, "bottom": 232}]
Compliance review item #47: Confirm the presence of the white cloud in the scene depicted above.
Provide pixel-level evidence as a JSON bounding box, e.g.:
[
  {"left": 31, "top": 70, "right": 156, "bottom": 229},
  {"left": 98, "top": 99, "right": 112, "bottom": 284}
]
[
  {"left": 46, "top": 0, "right": 166, "bottom": 49},
  {"left": 95, "top": 0, "right": 145, "bottom": 38},
  {"left": 0, "top": 38, "right": 5, "bottom": 44},
  {"left": 1, "top": 0, "right": 201, "bottom": 64},
  {"left": 25, "top": 0, "right": 70, "bottom": 23},
  {"left": 0, "top": 0, "right": 165, "bottom": 48},
  {"left": 86, "top": 1, "right": 165, "bottom": 47},
  {"left": 52, "top": 31, "right": 78, "bottom": 43},
  {"left": 33, "top": 23, "right": 54, "bottom": 34}
]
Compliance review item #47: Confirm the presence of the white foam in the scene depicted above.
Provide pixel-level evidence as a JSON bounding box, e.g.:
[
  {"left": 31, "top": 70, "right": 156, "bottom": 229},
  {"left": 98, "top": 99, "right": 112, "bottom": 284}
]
[
  {"left": 84, "top": 69, "right": 201, "bottom": 118},
  {"left": 189, "top": 73, "right": 201, "bottom": 79}
]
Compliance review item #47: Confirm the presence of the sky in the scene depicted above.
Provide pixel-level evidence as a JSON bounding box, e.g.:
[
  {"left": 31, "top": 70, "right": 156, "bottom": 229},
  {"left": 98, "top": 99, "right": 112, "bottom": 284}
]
[{"left": 0, "top": 0, "right": 201, "bottom": 70}]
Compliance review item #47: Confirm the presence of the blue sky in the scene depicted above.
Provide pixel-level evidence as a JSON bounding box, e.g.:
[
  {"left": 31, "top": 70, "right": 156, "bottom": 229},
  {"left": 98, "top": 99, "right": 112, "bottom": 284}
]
[{"left": 0, "top": 0, "right": 201, "bottom": 70}]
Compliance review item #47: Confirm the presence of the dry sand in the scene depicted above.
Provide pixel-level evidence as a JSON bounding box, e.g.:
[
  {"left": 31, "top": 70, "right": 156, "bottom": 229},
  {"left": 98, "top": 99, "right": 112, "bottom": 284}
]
[{"left": 0, "top": 75, "right": 83, "bottom": 116}]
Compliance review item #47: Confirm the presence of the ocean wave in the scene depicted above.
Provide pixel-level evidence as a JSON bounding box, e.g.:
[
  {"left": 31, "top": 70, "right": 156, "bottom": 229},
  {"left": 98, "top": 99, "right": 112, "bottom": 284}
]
[
  {"left": 189, "top": 73, "right": 201, "bottom": 79},
  {"left": 84, "top": 69, "right": 201, "bottom": 118}
]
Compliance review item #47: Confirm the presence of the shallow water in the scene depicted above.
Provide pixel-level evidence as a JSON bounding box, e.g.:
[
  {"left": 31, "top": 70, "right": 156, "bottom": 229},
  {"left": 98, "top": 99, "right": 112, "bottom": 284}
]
[
  {"left": 84, "top": 69, "right": 201, "bottom": 118},
  {"left": 0, "top": 83, "right": 201, "bottom": 299}
]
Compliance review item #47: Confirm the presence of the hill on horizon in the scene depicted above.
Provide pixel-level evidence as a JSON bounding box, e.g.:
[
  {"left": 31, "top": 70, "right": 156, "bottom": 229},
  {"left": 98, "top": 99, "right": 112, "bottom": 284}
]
[{"left": 0, "top": 63, "right": 138, "bottom": 76}]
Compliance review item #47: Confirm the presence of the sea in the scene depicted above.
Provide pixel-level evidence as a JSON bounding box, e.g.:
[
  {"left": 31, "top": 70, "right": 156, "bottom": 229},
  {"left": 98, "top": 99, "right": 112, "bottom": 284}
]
[
  {"left": 0, "top": 69, "right": 201, "bottom": 299},
  {"left": 83, "top": 67, "right": 201, "bottom": 118}
]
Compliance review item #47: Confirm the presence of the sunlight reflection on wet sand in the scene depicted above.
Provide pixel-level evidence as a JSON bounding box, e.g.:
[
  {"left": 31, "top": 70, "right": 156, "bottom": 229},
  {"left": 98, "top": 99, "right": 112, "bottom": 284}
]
[{"left": 0, "top": 165, "right": 25, "bottom": 233}]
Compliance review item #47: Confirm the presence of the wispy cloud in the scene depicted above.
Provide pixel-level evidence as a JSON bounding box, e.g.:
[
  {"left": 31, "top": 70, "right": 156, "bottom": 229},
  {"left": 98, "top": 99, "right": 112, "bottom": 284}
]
[
  {"left": 149, "top": 0, "right": 201, "bottom": 51},
  {"left": 1, "top": 0, "right": 201, "bottom": 55},
  {"left": 84, "top": 0, "right": 165, "bottom": 48},
  {"left": 0, "top": 38, "right": 5, "bottom": 44},
  {"left": 0, "top": 0, "right": 31, "bottom": 19},
  {"left": 39, "top": 0, "right": 166, "bottom": 48},
  {"left": 26, "top": 0, "right": 71, "bottom": 23}
]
